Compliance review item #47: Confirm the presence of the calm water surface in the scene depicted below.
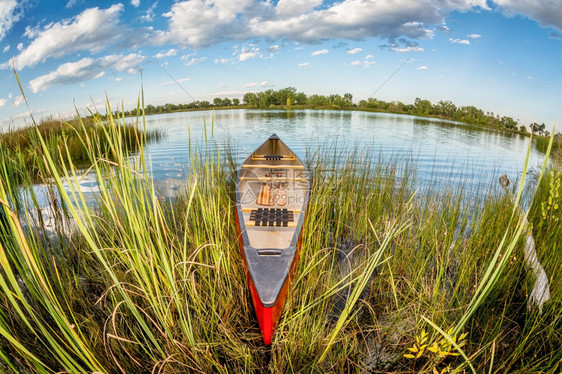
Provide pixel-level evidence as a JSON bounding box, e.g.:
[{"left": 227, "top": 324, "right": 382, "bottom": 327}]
[{"left": 142, "top": 109, "right": 543, "bottom": 197}]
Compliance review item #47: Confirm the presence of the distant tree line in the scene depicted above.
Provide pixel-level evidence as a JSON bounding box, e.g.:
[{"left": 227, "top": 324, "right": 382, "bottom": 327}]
[
  {"left": 118, "top": 87, "right": 550, "bottom": 135},
  {"left": 357, "top": 98, "right": 529, "bottom": 133}
]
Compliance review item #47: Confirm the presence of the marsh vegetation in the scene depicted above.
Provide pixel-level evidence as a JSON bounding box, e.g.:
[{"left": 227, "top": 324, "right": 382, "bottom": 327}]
[{"left": 0, "top": 105, "right": 560, "bottom": 373}]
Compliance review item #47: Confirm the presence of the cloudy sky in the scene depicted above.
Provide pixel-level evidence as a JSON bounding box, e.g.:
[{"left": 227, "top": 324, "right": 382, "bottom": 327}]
[{"left": 0, "top": 0, "right": 561, "bottom": 129}]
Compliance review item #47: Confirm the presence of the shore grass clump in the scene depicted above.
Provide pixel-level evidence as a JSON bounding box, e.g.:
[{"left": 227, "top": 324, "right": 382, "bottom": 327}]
[
  {"left": 0, "top": 104, "right": 560, "bottom": 373},
  {"left": 0, "top": 114, "right": 162, "bottom": 185}
]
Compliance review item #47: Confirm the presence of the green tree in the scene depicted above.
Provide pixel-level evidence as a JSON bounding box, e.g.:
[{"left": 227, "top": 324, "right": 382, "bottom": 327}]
[
  {"left": 343, "top": 93, "right": 353, "bottom": 107},
  {"left": 243, "top": 92, "right": 258, "bottom": 106},
  {"left": 258, "top": 92, "right": 270, "bottom": 108},
  {"left": 307, "top": 94, "right": 329, "bottom": 107},
  {"left": 232, "top": 98, "right": 240, "bottom": 106},
  {"left": 435, "top": 100, "right": 456, "bottom": 117},
  {"left": 295, "top": 92, "right": 307, "bottom": 105},
  {"left": 414, "top": 98, "right": 432, "bottom": 115}
]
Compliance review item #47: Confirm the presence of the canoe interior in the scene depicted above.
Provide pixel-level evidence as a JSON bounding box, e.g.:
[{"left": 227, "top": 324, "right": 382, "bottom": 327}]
[{"left": 237, "top": 136, "right": 308, "bottom": 250}]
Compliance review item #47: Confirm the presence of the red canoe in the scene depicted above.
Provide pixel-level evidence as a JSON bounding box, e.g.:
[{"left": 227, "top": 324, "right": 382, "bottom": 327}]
[{"left": 235, "top": 134, "right": 309, "bottom": 345}]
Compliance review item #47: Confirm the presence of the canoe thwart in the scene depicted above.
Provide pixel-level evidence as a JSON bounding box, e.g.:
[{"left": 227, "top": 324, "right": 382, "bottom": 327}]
[
  {"left": 242, "top": 208, "right": 302, "bottom": 213},
  {"left": 241, "top": 164, "right": 305, "bottom": 169},
  {"left": 252, "top": 153, "right": 296, "bottom": 161},
  {"left": 238, "top": 177, "right": 307, "bottom": 182}
]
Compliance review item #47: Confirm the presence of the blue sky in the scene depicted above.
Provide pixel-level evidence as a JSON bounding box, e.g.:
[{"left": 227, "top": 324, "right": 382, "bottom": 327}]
[{"left": 0, "top": 0, "right": 560, "bottom": 130}]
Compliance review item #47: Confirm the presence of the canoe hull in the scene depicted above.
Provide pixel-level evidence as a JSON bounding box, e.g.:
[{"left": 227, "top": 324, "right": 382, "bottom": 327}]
[
  {"left": 236, "top": 210, "right": 302, "bottom": 344},
  {"left": 235, "top": 134, "right": 309, "bottom": 344}
]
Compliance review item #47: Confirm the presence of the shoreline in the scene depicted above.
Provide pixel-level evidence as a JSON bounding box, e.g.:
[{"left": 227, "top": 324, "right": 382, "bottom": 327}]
[{"left": 120, "top": 105, "right": 534, "bottom": 137}]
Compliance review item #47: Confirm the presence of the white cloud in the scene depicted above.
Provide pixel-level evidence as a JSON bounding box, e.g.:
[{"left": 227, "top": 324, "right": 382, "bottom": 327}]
[
  {"left": 11, "top": 5, "right": 150, "bottom": 69},
  {"left": 252, "top": 0, "right": 438, "bottom": 43},
  {"left": 276, "top": 0, "right": 322, "bottom": 17},
  {"left": 449, "top": 38, "right": 470, "bottom": 44},
  {"left": 214, "top": 58, "right": 230, "bottom": 64},
  {"left": 12, "top": 95, "right": 24, "bottom": 107},
  {"left": 350, "top": 59, "right": 374, "bottom": 68},
  {"left": 494, "top": 0, "right": 562, "bottom": 32},
  {"left": 159, "top": 0, "right": 486, "bottom": 49},
  {"left": 267, "top": 44, "right": 281, "bottom": 52},
  {"left": 311, "top": 49, "right": 328, "bottom": 56},
  {"left": 141, "top": 2, "right": 158, "bottom": 22},
  {"left": 28, "top": 53, "right": 145, "bottom": 93},
  {"left": 156, "top": 0, "right": 529, "bottom": 54},
  {"left": 2, "top": 45, "right": 9, "bottom": 53},
  {"left": 437, "top": 0, "right": 488, "bottom": 11},
  {"left": 438, "top": 24, "right": 451, "bottom": 33},
  {"left": 181, "top": 55, "right": 207, "bottom": 66},
  {"left": 0, "top": 98, "right": 6, "bottom": 107},
  {"left": 365, "top": 54, "right": 374, "bottom": 59},
  {"left": 417, "top": 65, "right": 428, "bottom": 70},
  {"left": 392, "top": 45, "right": 424, "bottom": 52},
  {"left": 242, "top": 81, "right": 271, "bottom": 88},
  {"left": 155, "top": 49, "right": 177, "bottom": 58},
  {"left": 159, "top": 0, "right": 263, "bottom": 47},
  {"left": 16, "top": 42, "right": 23, "bottom": 51},
  {"left": 65, "top": 0, "right": 77, "bottom": 8},
  {"left": 347, "top": 47, "right": 362, "bottom": 55},
  {"left": 298, "top": 62, "right": 310, "bottom": 67},
  {"left": 0, "top": 0, "right": 23, "bottom": 42},
  {"left": 238, "top": 46, "right": 261, "bottom": 61},
  {"left": 467, "top": 33, "right": 481, "bottom": 38},
  {"left": 131, "top": 0, "right": 141, "bottom": 7}
]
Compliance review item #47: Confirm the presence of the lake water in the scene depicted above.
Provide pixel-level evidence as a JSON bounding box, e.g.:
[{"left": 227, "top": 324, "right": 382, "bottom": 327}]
[
  {"left": 26, "top": 108, "right": 545, "bottom": 230},
  {"left": 141, "top": 109, "right": 544, "bottom": 197}
]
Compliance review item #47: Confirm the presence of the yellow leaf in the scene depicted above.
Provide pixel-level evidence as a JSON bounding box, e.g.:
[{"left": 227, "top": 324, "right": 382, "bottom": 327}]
[
  {"left": 428, "top": 343, "right": 439, "bottom": 353},
  {"left": 433, "top": 368, "right": 439, "bottom": 374},
  {"left": 408, "top": 346, "right": 418, "bottom": 353},
  {"left": 416, "top": 349, "right": 424, "bottom": 359},
  {"left": 404, "top": 353, "right": 416, "bottom": 359}
]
